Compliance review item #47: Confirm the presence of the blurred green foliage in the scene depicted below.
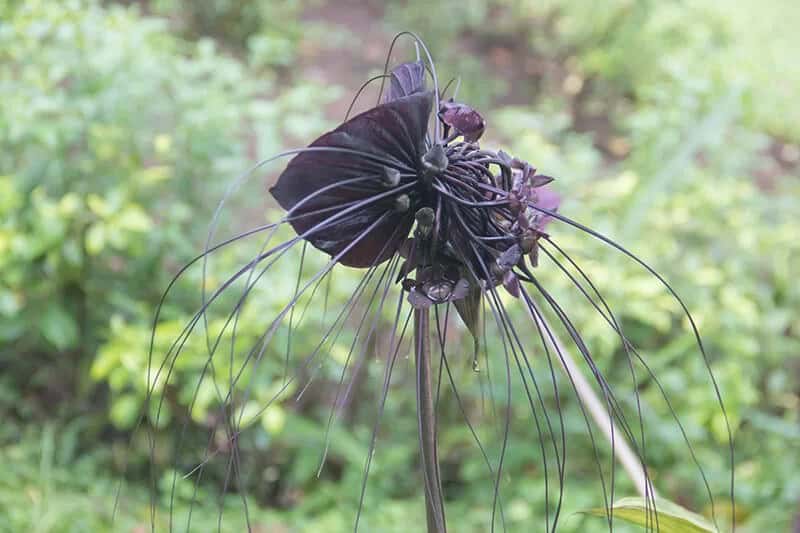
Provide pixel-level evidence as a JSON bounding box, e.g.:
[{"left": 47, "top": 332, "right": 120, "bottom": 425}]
[
  {"left": 1, "top": 0, "right": 798, "bottom": 531},
  {"left": 0, "top": 0, "right": 330, "bottom": 408},
  {"left": 148, "top": 0, "right": 305, "bottom": 67}
]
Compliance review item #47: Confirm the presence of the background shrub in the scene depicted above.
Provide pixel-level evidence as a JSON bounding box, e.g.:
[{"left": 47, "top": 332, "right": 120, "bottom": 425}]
[{"left": 1, "top": 0, "right": 797, "bottom": 531}]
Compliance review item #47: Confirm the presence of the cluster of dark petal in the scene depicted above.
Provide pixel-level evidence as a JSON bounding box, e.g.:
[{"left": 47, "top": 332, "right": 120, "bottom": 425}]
[{"left": 270, "top": 59, "right": 560, "bottom": 337}]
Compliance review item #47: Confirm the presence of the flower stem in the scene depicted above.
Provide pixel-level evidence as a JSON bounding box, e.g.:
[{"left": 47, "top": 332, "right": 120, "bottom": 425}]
[{"left": 414, "top": 308, "right": 447, "bottom": 533}]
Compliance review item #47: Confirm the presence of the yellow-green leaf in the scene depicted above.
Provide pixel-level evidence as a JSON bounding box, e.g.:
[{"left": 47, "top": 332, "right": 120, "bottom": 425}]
[
  {"left": 87, "top": 193, "right": 110, "bottom": 217},
  {"left": 584, "top": 497, "right": 720, "bottom": 533},
  {"left": 116, "top": 204, "right": 152, "bottom": 232},
  {"left": 40, "top": 303, "right": 79, "bottom": 351},
  {"left": 85, "top": 223, "right": 106, "bottom": 255}
]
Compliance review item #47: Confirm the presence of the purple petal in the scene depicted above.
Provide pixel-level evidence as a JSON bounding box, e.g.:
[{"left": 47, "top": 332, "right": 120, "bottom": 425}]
[
  {"left": 384, "top": 61, "right": 427, "bottom": 103},
  {"left": 270, "top": 92, "right": 433, "bottom": 267},
  {"left": 535, "top": 186, "right": 560, "bottom": 211},
  {"left": 502, "top": 271, "right": 520, "bottom": 298},
  {"left": 532, "top": 186, "right": 560, "bottom": 229},
  {"left": 496, "top": 244, "right": 522, "bottom": 272}
]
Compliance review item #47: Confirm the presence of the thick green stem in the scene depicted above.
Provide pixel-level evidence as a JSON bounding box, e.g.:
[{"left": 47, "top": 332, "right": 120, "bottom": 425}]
[{"left": 414, "top": 308, "right": 447, "bottom": 533}]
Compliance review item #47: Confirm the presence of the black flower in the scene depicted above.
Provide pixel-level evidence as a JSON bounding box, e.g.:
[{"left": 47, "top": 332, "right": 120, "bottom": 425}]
[
  {"left": 148, "top": 33, "right": 735, "bottom": 533},
  {"left": 269, "top": 59, "right": 561, "bottom": 338}
]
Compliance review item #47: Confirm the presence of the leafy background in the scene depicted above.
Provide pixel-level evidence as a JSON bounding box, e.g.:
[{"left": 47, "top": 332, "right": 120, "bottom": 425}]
[{"left": 1, "top": 0, "right": 798, "bottom": 531}]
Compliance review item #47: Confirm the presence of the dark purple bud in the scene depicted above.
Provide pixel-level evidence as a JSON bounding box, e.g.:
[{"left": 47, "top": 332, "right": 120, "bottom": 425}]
[
  {"left": 496, "top": 244, "right": 522, "bottom": 272},
  {"left": 421, "top": 144, "right": 448, "bottom": 180},
  {"left": 509, "top": 156, "right": 533, "bottom": 176},
  {"left": 528, "top": 244, "right": 540, "bottom": 267},
  {"left": 454, "top": 287, "right": 482, "bottom": 343},
  {"left": 511, "top": 158, "right": 532, "bottom": 174},
  {"left": 497, "top": 150, "right": 513, "bottom": 166},
  {"left": 530, "top": 174, "right": 554, "bottom": 187},
  {"left": 381, "top": 166, "right": 402, "bottom": 187},
  {"left": 394, "top": 194, "right": 410, "bottom": 212},
  {"left": 517, "top": 212, "right": 530, "bottom": 230},
  {"left": 438, "top": 100, "right": 485, "bottom": 142},
  {"left": 415, "top": 207, "right": 435, "bottom": 237},
  {"left": 502, "top": 271, "right": 520, "bottom": 298},
  {"left": 520, "top": 230, "right": 540, "bottom": 254},
  {"left": 512, "top": 171, "right": 525, "bottom": 194}
]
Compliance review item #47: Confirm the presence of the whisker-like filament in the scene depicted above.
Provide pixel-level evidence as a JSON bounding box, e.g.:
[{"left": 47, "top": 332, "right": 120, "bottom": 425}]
[
  {"left": 317, "top": 256, "right": 401, "bottom": 474},
  {"left": 526, "top": 204, "right": 733, "bottom": 526},
  {"left": 209, "top": 216, "right": 407, "bottom": 522},
  {"left": 432, "top": 304, "right": 509, "bottom": 531},
  {"left": 538, "top": 241, "right": 659, "bottom": 524},
  {"left": 150, "top": 206, "right": 401, "bottom": 524},
  {"left": 519, "top": 285, "right": 614, "bottom": 528},
  {"left": 354, "top": 296, "right": 413, "bottom": 531},
  {"left": 540, "top": 238, "right": 725, "bottom": 529}
]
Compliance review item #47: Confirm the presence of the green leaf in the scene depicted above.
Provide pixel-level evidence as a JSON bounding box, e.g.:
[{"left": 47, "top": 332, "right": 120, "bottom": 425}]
[
  {"left": 0, "top": 316, "right": 25, "bottom": 342},
  {"left": 40, "top": 303, "right": 79, "bottom": 351},
  {"left": 583, "top": 497, "right": 720, "bottom": 532},
  {"left": 116, "top": 204, "right": 152, "bottom": 232},
  {"left": 85, "top": 223, "right": 106, "bottom": 255},
  {"left": 110, "top": 393, "right": 141, "bottom": 429}
]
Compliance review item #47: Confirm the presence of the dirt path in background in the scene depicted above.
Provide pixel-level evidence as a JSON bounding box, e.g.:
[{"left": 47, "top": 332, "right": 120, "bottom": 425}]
[
  {"left": 292, "top": 2, "right": 624, "bottom": 162},
  {"left": 294, "top": 1, "right": 799, "bottom": 182},
  {"left": 296, "top": 0, "right": 396, "bottom": 121}
]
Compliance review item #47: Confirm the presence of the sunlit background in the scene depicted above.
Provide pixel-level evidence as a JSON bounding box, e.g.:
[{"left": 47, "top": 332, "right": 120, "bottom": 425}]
[{"left": 1, "top": 0, "right": 798, "bottom": 531}]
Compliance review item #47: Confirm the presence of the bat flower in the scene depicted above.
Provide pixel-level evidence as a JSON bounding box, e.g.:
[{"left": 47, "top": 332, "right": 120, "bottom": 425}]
[
  {"left": 147, "top": 33, "right": 735, "bottom": 533},
  {"left": 269, "top": 58, "right": 563, "bottom": 340}
]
